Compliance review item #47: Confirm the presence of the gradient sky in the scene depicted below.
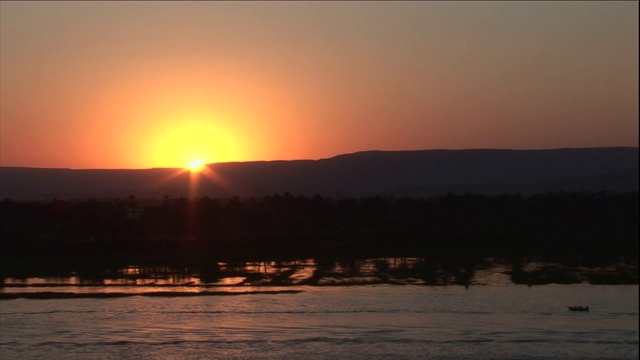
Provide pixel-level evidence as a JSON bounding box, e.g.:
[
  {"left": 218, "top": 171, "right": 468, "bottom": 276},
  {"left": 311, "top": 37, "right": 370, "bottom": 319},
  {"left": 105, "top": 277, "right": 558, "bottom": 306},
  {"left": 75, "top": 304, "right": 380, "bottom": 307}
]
[{"left": 1, "top": 1, "right": 638, "bottom": 169}]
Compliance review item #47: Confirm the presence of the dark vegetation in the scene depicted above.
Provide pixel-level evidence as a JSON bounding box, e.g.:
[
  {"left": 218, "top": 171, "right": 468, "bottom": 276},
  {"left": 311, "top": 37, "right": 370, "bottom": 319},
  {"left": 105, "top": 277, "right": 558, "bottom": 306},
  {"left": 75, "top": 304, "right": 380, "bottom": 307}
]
[{"left": 1, "top": 192, "right": 638, "bottom": 283}]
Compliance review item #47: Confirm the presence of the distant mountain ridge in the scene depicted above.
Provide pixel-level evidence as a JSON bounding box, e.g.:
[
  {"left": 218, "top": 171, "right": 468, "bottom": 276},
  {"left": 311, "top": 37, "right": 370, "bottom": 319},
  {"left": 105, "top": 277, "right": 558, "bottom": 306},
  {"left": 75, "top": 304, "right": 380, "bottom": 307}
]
[{"left": 1, "top": 147, "right": 637, "bottom": 199}]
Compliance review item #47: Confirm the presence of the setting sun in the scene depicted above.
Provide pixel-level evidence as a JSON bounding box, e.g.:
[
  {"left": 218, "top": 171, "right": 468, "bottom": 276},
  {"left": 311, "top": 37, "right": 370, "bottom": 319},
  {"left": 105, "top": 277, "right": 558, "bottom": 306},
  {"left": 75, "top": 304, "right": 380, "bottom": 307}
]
[
  {"left": 188, "top": 159, "right": 204, "bottom": 172},
  {"left": 149, "top": 119, "right": 242, "bottom": 169}
]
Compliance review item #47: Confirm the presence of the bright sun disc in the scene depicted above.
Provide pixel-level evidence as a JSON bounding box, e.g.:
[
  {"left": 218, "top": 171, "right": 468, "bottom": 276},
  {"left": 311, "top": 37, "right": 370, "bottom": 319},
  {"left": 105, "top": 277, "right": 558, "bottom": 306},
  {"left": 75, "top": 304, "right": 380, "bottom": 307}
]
[{"left": 189, "top": 159, "right": 204, "bottom": 171}]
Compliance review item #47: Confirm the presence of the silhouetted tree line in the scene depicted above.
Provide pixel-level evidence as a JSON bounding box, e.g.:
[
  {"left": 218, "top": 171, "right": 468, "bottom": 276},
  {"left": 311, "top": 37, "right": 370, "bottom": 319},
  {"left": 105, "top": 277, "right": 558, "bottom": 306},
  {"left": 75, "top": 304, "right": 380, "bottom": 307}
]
[{"left": 1, "top": 192, "right": 637, "bottom": 263}]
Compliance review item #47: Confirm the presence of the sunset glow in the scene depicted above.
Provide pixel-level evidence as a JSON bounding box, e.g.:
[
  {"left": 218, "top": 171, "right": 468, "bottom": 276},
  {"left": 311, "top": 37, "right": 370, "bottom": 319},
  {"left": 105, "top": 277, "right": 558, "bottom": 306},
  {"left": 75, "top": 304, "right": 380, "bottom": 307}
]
[{"left": 0, "top": 1, "right": 637, "bottom": 169}]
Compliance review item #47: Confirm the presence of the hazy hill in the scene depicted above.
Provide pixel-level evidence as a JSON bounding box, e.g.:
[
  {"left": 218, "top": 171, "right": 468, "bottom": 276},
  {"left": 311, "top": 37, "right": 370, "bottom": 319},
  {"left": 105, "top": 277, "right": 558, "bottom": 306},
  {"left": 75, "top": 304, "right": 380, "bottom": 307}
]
[{"left": 1, "top": 147, "right": 637, "bottom": 199}]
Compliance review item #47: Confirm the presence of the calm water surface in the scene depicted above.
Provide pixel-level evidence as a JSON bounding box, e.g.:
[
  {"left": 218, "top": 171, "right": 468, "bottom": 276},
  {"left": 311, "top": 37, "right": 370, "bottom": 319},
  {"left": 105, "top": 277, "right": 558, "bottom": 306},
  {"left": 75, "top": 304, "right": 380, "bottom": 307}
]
[{"left": 1, "top": 285, "right": 637, "bottom": 359}]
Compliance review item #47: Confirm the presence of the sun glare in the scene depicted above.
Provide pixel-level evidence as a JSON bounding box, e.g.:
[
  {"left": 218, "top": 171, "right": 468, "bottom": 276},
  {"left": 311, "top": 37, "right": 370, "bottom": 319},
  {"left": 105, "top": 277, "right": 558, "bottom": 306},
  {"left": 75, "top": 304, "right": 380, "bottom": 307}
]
[
  {"left": 150, "top": 120, "right": 241, "bottom": 169},
  {"left": 188, "top": 159, "right": 205, "bottom": 172}
]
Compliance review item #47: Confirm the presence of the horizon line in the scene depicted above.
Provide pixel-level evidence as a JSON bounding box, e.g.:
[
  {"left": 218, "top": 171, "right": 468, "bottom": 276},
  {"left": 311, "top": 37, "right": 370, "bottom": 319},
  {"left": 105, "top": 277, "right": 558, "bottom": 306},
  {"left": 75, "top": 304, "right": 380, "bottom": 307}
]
[{"left": 1, "top": 146, "right": 637, "bottom": 171}]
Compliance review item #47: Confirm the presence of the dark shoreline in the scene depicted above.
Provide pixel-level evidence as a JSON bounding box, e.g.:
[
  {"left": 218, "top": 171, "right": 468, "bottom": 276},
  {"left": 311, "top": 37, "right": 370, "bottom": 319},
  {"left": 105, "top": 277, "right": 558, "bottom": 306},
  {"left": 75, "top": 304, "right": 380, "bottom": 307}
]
[{"left": 2, "top": 256, "right": 637, "bottom": 290}]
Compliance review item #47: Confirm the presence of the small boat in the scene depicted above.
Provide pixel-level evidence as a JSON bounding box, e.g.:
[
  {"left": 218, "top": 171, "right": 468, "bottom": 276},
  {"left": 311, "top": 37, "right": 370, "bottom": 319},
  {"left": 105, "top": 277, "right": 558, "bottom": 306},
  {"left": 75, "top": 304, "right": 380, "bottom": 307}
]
[{"left": 568, "top": 306, "right": 589, "bottom": 312}]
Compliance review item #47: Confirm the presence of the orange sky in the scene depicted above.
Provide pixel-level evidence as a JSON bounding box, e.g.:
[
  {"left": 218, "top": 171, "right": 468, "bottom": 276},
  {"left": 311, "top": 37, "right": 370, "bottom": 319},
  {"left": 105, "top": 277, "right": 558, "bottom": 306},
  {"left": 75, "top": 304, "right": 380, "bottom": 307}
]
[{"left": 1, "top": 1, "right": 638, "bottom": 169}]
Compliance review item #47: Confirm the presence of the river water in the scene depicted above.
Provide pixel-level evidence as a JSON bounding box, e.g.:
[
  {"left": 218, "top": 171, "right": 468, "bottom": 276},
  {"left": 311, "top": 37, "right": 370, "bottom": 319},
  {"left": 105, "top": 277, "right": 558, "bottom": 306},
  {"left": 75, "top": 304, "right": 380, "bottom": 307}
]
[{"left": 0, "top": 284, "right": 637, "bottom": 359}]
